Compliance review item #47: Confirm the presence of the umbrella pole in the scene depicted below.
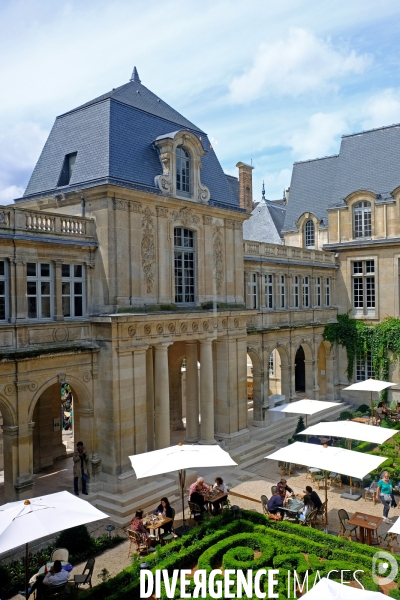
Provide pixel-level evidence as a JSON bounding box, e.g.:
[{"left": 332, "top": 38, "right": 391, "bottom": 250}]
[
  {"left": 181, "top": 469, "right": 186, "bottom": 528},
  {"left": 371, "top": 390, "right": 374, "bottom": 420},
  {"left": 348, "top": 439, "right": 353, "bottom": 494},
  {"left": 25, "top": 542, "right": 29, "bottom": 599},
  {"left": 325, "top": 471, "right": 328, "bottom": 530},
  {"left": 305, "top": 414, "right": 308, "bottom": 443}
]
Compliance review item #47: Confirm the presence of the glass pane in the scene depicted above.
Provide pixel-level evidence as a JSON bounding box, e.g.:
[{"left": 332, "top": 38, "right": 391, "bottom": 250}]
[
  {"left": 0, "top": 298, "right": 5, "bottom": 320},
  {"left": 62, "top": 282, "right": 70, "bottom": 295},
  {"left": 74, "top": 282, "right": 82, "bottom": 294},
  {"left": 74, "top": 296, "right": 83, "bottom": 317},
  {"left": 27, "top": 281, "right": 36, "bottom": 295},
  {"left": 41, "top": 264, "right": 50, "bottom": 277},
  {"left": 62, "top": 296, "right": 71, "bottom": 317},
  {"left": 41, "top": 282, "right": 50, "bottom": 295},
  {"left": 0, "top": 261, "right": 4, "bottom": 276},
  {"left": 74, "top": 264, "right": 83, "bottom": 278},
  {"left": 62, "top": 264, "right": 70, "bottom": 278},
  {"left": 27, "top": 263, "right": 36, "bottom": 276},
  {"left": 41, "top": 297, "right": 51, "bottom": 318},
  {"left": 28, "top": 297, "right": 37, "bottom": 318},
  {"left": 0, "top": 281, "right": 4, "bottom": 295}
]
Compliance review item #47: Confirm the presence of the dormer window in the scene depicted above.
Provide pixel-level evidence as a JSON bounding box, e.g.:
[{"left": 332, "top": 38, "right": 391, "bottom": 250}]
[
  {"left": 176, "top": 146, "right": 191, "bottom": 198},
  {"left": 354, "top": 201, "right": 371, "bottom": 238},
  {"left": 58, "top": 152, "right": 77, "bottom": 187},
  {"left": 304, "top": 220, "right": 315, "bottom": 249}
]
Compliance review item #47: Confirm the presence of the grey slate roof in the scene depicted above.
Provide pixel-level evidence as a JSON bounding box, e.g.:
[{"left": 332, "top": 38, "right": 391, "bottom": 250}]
[
  {"left": 225, "top": 174, "right": 239, "bottom": 203},
  {"left": 267, "top": 202, "right": 286, "bottom": 237},
  {"left": 243, "top": 199, "right": 282, "bottom": 244},
  {"left": 282, "top": 155, "right": 338, "bottom": 232},
  {"left": 20, "top": 70, "right": 239, "bottom": 210}
]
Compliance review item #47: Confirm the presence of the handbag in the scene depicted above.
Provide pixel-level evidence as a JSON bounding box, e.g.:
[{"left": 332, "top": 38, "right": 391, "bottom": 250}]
[{"left": 383, "top": 493, "right": 392, "bottom": 502}]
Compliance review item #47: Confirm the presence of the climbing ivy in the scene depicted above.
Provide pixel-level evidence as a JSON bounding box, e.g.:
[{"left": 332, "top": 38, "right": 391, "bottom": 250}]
[{"left": 324, "top": 315, "right": 400, "bottom": 399}]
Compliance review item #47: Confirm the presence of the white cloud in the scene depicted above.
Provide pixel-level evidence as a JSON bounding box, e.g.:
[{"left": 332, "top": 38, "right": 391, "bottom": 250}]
[
  {"left": 288, "top": 112, "right": 348, "bottom": 160},
  {"left": 0, "top": 185, "right": 24, "bottom": 204},
  {"left": 229, "top": 29, "right": 371, "bottom": 104},
  {"left": 361, "top": 89, "right": 400, "bottom": 130}
]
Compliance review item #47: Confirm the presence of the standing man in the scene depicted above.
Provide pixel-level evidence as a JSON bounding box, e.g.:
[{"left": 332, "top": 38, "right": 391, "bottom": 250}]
[{"left": 73, "top": 441, "right": 88, "bottom": 496}]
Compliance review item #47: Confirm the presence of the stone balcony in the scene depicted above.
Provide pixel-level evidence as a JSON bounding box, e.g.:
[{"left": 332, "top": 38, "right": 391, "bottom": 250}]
[
  {"left": 0, "top": 206, "right": 97, "bottom": 246},
  {"left": 243, "top": 240, "right": 336, "bottom": 266},
  {"left": 246, "top": 306, "right": 337, "bottom": 332}
]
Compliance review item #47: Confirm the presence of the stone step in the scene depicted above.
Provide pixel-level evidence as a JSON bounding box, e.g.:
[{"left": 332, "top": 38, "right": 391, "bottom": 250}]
[{"left": 231, "top": 439, "right": 276, "bottom": 468}]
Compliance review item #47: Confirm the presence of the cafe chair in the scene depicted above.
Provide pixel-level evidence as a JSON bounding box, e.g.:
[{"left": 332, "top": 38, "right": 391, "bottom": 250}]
[
  {"left": 43, "top": 583, "right": 68, "bottom": 598},
  {"left": 307, "top": 467, "right": 321, "bottom": 481},
  {"left": 270, "top": 486, "right": 277, "bottom": 496},
  {"left": 364, "top": 481, "right": 377, "bottom": 503},
  {"left": 261, "top": 495, "right": 269, "bottom": 514},
  {"left": 51, "top": 548, "right": 69, "bottom": 562},
  {"left": 316, "top": 500, "right": 327, "bottom": 524},
  {"left": 329, "top": 473, "right": 342, "bottom": 488},
  {"left": 338, "top": 509, "right": 358, "bottom": 541},
  {"left": 380, "top": 531, "right": 400, "bottom": 553},
  {"left": 74, "top": 557, "right": 95, "bottom": 589},
  {"left": 188, "top": 501, "right": 203, "bottom": 523},
  {"left": 300, "top": 508, "right": 318, "bottom": 528},
  {"left": 220, "top": 497, "right": 230, "bottom": 510},
  {"left": 160, "top": 508, "right": 176, "bottom": 545},
  {"left": 127, "top": 529, "right": 148, "bottom": 557}
]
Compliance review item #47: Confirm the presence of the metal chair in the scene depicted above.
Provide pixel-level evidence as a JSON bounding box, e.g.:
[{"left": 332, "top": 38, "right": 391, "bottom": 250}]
[
  {"left": 307, "top": 467, "right": 321, "bottom": 481},
  {"left": 188, "top": 501, "right": 203, "bottom": 523},
  {"left": 329, "top": 473, "right": 342, "bottom": 488},
  {"left": 338, "top": 509, "right": 358, "bottom": 541},
  {"left": 160, "top": 508, "right": 176, "bottom": 544},
  {"left": 270, "top": 486, "right": 277, "bottom": 496},
  {"left": 50, "top": 548, "right": 69, "bottom": 562},
  {"left": 300, "top": 508, "right": 318, "bottom": 528},
  {"left": 42, "top": 583, "right": 68, "bottom": 599},
  {"left": 261, "top": 495, "right": 268, "bottom": 515},
  {"left": 74, "top": 557, "right": 95, "bottom": 589},
  {"left": 127, "top": 529, "right": 148, "bottom": 557},
  {"left": 316, "top": 500, "right": 327, "bottom": 523}
]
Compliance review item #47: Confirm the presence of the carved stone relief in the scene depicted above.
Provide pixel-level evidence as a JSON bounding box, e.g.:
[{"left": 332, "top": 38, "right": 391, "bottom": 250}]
[
  {"left": 171, "top": 207, "right": 199, "bottom": 227},
  {"left": 203, "top": 215, "right": 213, "bottom": 225},
  {"left": 141, "top": 207, "right": 156, "bottom": 293},
  {"left": 0, "top": 212, "right": 10, "bottom": 226},
  {"left": 156, "top": 206, "right": 169, "bottom": 218},
  {"left": 213, "top": 226, "right": 224, "bottom": 294}
]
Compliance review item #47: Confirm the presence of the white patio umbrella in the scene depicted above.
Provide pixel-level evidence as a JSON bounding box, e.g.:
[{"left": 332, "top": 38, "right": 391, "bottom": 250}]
[
  {"left": 129, "top": 443, "right": 237, "bottom": 529},
  {"left": 0, "top": 491, "right": 109, "bottom": 597},
  {"left": 388, "top": 516, "right": 400, "bottom": 535},
  {"left": 343, "top": 379, "right": 396, "bottom": 418},
  {"left": 301, "top": 578, "right": 387, "bottom": 599},
  {"left": 269, "top": 399, "right": 342, "bottom": 428},
  {"left": 265, "top": 442, "right": 388, "bottom": 526}
]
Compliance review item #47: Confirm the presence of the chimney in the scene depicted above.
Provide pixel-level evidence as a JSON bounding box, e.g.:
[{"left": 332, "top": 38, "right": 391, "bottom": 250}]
[
  {"left": 285, "top": 186, "right": 290, "bottom": 203},
  {"left": 236, "top": 162, "right": 254, "bottom": 213}
]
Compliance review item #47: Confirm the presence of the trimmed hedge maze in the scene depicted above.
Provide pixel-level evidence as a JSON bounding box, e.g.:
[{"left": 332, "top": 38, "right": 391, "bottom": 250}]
[{"left": 81, "top": 510, "right": 400, "bottom": 600}]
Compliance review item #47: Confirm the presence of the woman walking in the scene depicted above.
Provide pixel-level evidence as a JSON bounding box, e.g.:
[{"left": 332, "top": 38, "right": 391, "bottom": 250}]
[{"left": 376, "top": 471, "right": 393, "bottom": 523}]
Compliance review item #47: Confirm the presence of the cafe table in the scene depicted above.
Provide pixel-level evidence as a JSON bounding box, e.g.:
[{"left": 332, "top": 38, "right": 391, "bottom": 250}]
[
  {"left": 278, "top": 498, "right": 304, "bottom": 518},
  {"left": 347, "top": 511, "right": 383, "bottom": 545},
  {"left": 204, "top": 490, "right": 228, "bottom": 515},
  {"left": 144, "top": 516, "right": 173, "bottom": 540},
  {"left": 352, "top": 417, "right": 370, "bottom": 424}
]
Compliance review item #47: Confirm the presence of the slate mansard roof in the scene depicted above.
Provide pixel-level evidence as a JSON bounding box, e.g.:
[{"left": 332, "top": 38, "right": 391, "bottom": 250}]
[
  {"left": 20, "top": 70, "right": 240, "bottom": 210},
  {"left": 243, "top": 199, "right": 286, "bottom": 244},
  {"left": 283, "top": 123, "right": 400, "bottom": 232}
]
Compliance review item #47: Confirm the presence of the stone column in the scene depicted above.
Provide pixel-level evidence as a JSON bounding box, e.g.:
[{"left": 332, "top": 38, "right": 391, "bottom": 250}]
[
  {"left": 287, "top": 275, "right": 293, "bottom": 310},
  {"left": 156, "top": 207, "right": 170, "bottom": 304},
  {"left": 78, "top": 408, "right": 94, "bottom": 489},
  {"left": 185, "top": 340, "right": 199, "bottom": 442},
  {"left": 2, "top": 425, "right": 19, "bottom": 501},
  {"left": 251, "top": 367, "right": 263, "bottom": 425},
  {"left": 326, "top": 351, "right": 335, "bottom": 401},
  {"left": 54, "top": 260, "right": 64, "bottom": 321},
  {"left": 146, "top": 347, "right": 155, "bottom": 451},
  {"left": 154, "top": 343, "right": 171, "bottom": 449},
  {"left": 258, "top": 273, "right": 265, "bottom": 309},
  {"left": 199, "top": 339, "right": 216, "bottom": 444},
  {"left": 243, "top": 271, "right": 249, "bottom": 308},
  {"left": 305, "top": 359, "right": 314, "bottom": 398},
  {"left": 15, "top": 260, "right": 27, "bottom": 322},
  {"left": 132, "top": 347, "right": 148, "bottom": 454}
]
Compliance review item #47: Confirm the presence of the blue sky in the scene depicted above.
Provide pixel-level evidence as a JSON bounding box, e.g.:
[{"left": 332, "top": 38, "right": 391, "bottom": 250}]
[{"left": 1, "top": 0, "right": 400, "bottom": 204}]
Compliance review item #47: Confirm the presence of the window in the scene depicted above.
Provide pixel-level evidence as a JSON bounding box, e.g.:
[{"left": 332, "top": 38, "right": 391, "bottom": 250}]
[
  {"left": 0, "top": 260, "right": 7, "bottom": 321},
  {"left": 278, "top": 275, "right": 286, "bottom": 308},
  {"left": 174, "top": 227, "right": 195, "bottom": 303},
  {"left": 354, "top": 201, "right": 371, "bottom": 238},
  {"left": 325, "top": 277, "right": 331, "bottom": 306},
  {"left": 62, "top": 264, "right": 85, "bottom": 318},
  {"left": 356, "top": 352, "right": 374, "bottom": 381},
  {"left": 268, "top": 352, "right": 274, "bottom": 376},
  {"left": 352, "top": 260, "right": 375, "bottom": 315},
  {"left": 265, "top": 274, "right": 274, "bottom": 309},
  {"left": 316, "top": 276, "right": 321, "bottom": 307},
  {"left": 302, "top": 276, "right": 310, "bottom": 307},
  {"left": 176, "top": 146, "right": 191, "bottom": 197},
  {"left": 27, "top": 263, "right": 52, "bottom": 319},
  {"left": 293, "top": 276, "right": 299, "bottom": 308},
  {"left": 247, "top": 273, "right": 258, "bottom": 309},
  {"left": 58, "top": 152, "right": 77, "bottom": 187},
  {"left": 304, "top": 220, "right": 315, "bottom": 249}
]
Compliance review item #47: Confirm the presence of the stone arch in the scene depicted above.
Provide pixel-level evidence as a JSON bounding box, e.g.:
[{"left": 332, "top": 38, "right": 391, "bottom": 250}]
[
  {"left": 0, "top": 393, "right": 17, "bottom": 427},
  {"left": 271, "top": 343, "right": 290, "bottom": 401},
  {"left": 28, "top": 375, "right": 92, "bottom": 422},
  {"left": 0, "top": 394, "right": 18, "bottom": 502},
  {"left": 318, "top": 340, "right": 334, "bottom": 401},
  {"left": 294, "top": 342, "right": 314, "bottom": 397},
  {"left": 247, "top": 347, "right": 262, "bottom": 425},
  {"left": 168, "top": 343, "right": 187, "bottom": 432}
]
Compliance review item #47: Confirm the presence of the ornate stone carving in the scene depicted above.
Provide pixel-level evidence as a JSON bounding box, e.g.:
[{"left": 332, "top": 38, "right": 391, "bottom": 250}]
[
  {"left": 53, "top": 327, "right": 68, "bottom": 343},
  {"left": 4, "top": 384, "right": 14, "bottom": 396},
  {"left": 156, "top": 323, "right": 164, "bottom": 334},
  {"left": 144, "top": 324, "right": 152, "bottom": 335},
  {"left": 203, "top": 320, "right": 209, "bottom": 331},
  {"left": 141, "top": 207, "right": 156, "bottom": 293},
  {"left": 180, "top": 322, "right": 188, "bottom": 333},
  {"left": 131, "top": 201, "right": 142, "bottom": 213},
  {"left": 155, "top": 152, "right": 173, "bottom": 194},
  {"left": 222, "top": 318, "right": 228, "bottom": 328},
  {"left": 0, "top": 211, "right": 10, "bottom": 226},
  {"left": 233, "top": 221, "right": 242, "bottom": 230},
  {"left": 224, "top": 219, "right": 234, "bottom": 229},
  {"left": 113, "top": 198, "right": 130, "bottom": 211},
  {"left": 82, "top": 371, "right": 91, "bottom": 382},
  {"left": 57, "top": 373, "right": 67, "bottom": 382},
  {"left": 192, "top": 322, "right": 199, "bottom": 332},
  {"left": 234, "top": 318, "right": 239, "bottom": 327},
  {"left": 156, "top": 206, "right": 169, "bottom": 218},
  {"left": 171, "top": 207, "right": 199, "bottom": 227},
  {"left": 197, "top": 180, "right": 210, "bottom": 204},
  {"left": 168, "top": 323, "right": 176, "bottom": 333},
  {"left": 203, "top": 215, "right": 213, "bottom": 225},
  {"left": 29, "top": 382, "right": 38, "bottom": 391},
  {"left": 213, "top": 227, "right": 224, "bottom": 294},
  {"left": 128, "top": 325, "right": 136, "bottom": 337}
]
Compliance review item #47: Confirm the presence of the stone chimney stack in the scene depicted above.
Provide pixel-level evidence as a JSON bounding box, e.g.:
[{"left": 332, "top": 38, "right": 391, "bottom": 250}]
[{"left": 236, "top": 162, "right": 254, "bottom": 213}]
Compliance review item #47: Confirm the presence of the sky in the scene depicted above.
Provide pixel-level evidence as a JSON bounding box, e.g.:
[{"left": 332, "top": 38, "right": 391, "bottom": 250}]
[{"left": 1, "top": 0, "right": 400, "bottom": 204}]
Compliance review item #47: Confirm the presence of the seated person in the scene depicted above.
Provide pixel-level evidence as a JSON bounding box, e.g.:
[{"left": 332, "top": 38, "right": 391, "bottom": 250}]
[
  {"left": 130, "top": 509, "right": 155, "bottom": 551},
  {"left": 298, "top": 495, "right": 314, "bottom": 522},
  {"left": 23, "top": 560, "right": 69, "bottom": 599},
  {"left": 308, "top": 435, "right": 321, "bottom": 445},
  {"left": 213, "top": 477, "right": 228, "bottom": 495},
  {"left": 376, "top": 401, "right": 393, "bottom": 421},
  {"left": 267, "top": 488, "right": 286, "bottom": 515},
  {"left": 303, "top": 485, "right": 322, "bottom": 512},
  {"left": 189, "top": 477, "right": 209, "bottom": 497},
  {"left": 276, "top": 478, "right": 294, "bottom": 495},
  {"left": 153, "top": 497, "right": 173, "bottom": 533},
  {"left": 190, "top": 484, "right": 207, "bottom": 519}
]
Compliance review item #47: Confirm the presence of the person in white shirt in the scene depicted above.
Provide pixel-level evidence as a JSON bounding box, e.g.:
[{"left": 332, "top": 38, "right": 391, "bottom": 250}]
[
  {"left": 213, "top": 477, "right": 228, "bottom": 495},
  {"left": 23, "top": 560, "right": 69, "bottom": 598}
]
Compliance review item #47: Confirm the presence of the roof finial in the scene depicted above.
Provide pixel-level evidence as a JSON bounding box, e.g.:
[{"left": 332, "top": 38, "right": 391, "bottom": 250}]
[
  {"left": 262, "top": 180, "right": 265, "bottom": 201},
  {"left": 130, "top": 66, "right": 141, "bottom": 83}
]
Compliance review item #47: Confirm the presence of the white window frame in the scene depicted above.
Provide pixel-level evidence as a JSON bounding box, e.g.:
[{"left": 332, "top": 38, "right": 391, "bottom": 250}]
[
  {"left": 315, "top": 276, "right": 321, "bottom": 307},
  {"left": 302, "top": 276, "right": 310, "bottom": 307},
  {"left": 352, "top": 259, "right": 375, "bottom": 316},
  {"left": 248, "top": 273, "right": 258, "bottom": 309},
  {"left": 265, "top": 274, "right": 274, "bottom": 309},
  {"left": 62, "top": 264, "right": 85, "bottom": 318},
  {"left": 325, "top": 277, "right": 331, "bottom": 307},
  {"left": 268, "top": 352, "right": 274, "bottom": 376},
  {"left": 174, "top": 227, "right": 196, "bottom": 304},
  {"left": 353, "top": 201, "right": 371, "bottom": 239},
  {"left": 0, "top": 259, "right": 8, "bottom": 322},
  {"left": 355, "top": 352, "right": 374, "bottom": 381},
  {"left": 278, "top": 275, "right": 286, "bottom": 309},
  {"left": 176, "top": 146, "right": 191, "bottom": 199},
  {"left": 27, "top": 262, "right": 53, "bottom": 320},
  {"left": 304, "top": 220, "right": 315, "bottom": 249},
  {"left": 293, "top": 275, "right": 299, "bottom": 308}
]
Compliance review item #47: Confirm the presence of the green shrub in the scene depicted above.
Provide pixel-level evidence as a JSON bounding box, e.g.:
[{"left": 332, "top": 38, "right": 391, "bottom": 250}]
[{"left": 55, "top": 525, "right": 95, "bottom": 556}]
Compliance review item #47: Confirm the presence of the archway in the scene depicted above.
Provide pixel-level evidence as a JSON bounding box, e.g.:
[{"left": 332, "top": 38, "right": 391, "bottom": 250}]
[
  {"left": 268, "top": 349, "right": 281, "bottom": 395},
  {"left": 295, "top": 346, "right": 306, "bottom": 393},
  {"left": 318, "top": 342, "right": 327, "bottom": 399},
  {"left": 247, "top": 349, "right": 262, "bottom": 426},
  {"left": 0, "top": 397, "right": 17, "bottom": 503}
]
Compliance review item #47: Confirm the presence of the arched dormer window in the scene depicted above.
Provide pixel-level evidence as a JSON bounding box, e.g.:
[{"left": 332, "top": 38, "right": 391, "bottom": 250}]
[
  {"left": 176, "top": 146, "right": 191, "bottom": 198},
  {"left": 304, "top": 220, "right": 315, "bottom": 249},
  {"left": 354, "top": 201, "right": 371, "bottom": 238}
]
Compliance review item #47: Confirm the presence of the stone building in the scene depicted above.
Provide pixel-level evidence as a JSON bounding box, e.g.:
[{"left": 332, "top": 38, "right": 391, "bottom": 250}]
[{"left": 1, "top": 68, "right": 397, "bottom": 521}]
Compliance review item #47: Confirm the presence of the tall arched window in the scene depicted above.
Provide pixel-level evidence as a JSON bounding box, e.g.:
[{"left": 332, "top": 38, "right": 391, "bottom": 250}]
[
  {"left": 174, "top": 227, "right": 195, "bottom": 303},
  {"left": 176, "top": 146, "right": 191, "bottom": 197},
  {"left": 354, "top": 201, "right": 371, "bottom": 238},
  {"left": 304, "top": 220, "right": 315, "bottom": 248}
]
